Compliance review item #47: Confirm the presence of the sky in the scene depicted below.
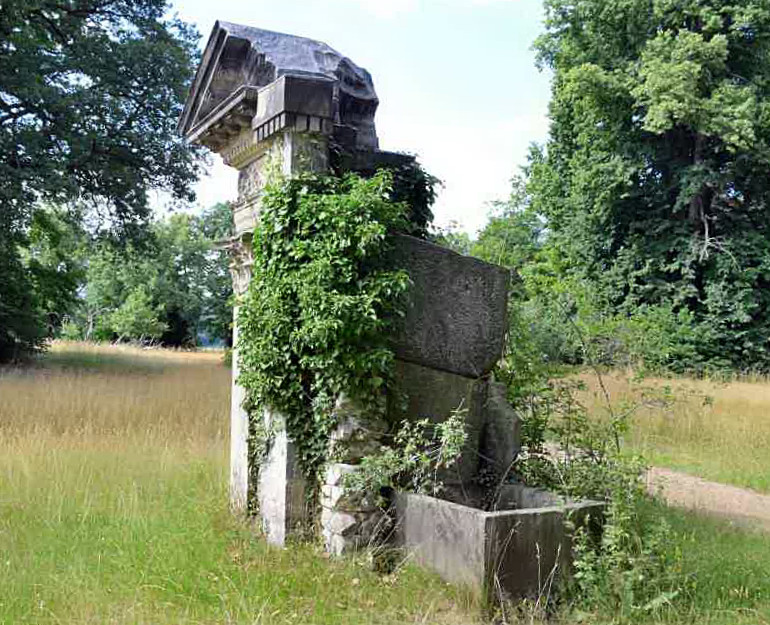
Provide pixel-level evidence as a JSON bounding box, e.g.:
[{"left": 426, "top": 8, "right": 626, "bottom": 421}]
[{"left": 170, "top": 0, "right": 551, "bottom": 236}]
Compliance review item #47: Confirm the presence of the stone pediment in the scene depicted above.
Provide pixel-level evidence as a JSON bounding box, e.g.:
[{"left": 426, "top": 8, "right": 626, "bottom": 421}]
[{"left": 178, "top": 21, "right": 379, "bottom": 151}]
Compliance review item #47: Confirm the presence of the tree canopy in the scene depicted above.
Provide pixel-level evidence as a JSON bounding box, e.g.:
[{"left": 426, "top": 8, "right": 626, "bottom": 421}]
[
  {"left": 528, "top": 0, "right": 770, "bottom": 369},
  {"left": 0, "top": 0, "right": 204, "bottom": 360},
  {"left": 66, "top": 203, "right": 233, "bottom": 346}
]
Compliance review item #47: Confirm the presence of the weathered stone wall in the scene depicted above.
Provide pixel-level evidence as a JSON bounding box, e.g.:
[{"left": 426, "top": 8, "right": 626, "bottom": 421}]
[{"left": 390, "top": 234, "right": 510, "bottom": 379}]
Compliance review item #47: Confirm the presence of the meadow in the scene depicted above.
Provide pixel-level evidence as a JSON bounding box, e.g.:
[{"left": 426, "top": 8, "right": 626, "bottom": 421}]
[
  {"left": 0, "top": 342, "right": 476, "bottom": 625},
  {"left": 575, "top": 371, "right": 770, "bottom": 494},
  {"left": 2, "top": 342, "right": 770, "bottom": 625}
]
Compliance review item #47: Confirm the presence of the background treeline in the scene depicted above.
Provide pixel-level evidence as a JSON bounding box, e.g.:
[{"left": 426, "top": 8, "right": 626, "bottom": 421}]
[
  {"left": 0, "top": 0, "right": 207, "bottom": 361},
  {"left": 20, "top": 204, "right": 233, "bottom": 348},
  {"left": 441, "top": 0, "right": 770, "bottom": 376}
]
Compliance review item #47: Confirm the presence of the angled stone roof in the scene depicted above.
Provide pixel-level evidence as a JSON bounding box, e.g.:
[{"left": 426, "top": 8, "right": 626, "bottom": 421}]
[{"left": 178, "top": 21, "right": 379, "bottom": 150}]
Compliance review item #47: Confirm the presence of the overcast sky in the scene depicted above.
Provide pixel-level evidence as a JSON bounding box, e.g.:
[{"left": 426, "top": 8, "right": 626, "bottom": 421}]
[{"left": 170, "top": 0, "right": 551, "bottom": 235}]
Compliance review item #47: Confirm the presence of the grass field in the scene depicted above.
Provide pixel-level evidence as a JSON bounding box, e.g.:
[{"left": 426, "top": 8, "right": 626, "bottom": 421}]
[
  {"left": 0, "top": 342, "right": 477, "bottom": 625},
  {"left": 575, "top": 371, "right": 770, "bottom": 494},
  {"left": 3, "top": 343, "right": 770, "bottom": 624}
]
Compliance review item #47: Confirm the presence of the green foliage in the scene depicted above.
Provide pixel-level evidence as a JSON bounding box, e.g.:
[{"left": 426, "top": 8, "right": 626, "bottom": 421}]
[
  {"left": 0, "top": 0, "right": 203, "bottom": 360},
  {"left": 494, "top": 271, "right": 692, "bottom": 620},
  {"left": 0, "top": 206, "right": 87, "bottom": 361},
  {"left": 471, "top": 175, "right": 545, "bottom": 272},
  {"left": 109, "top": 285, "right": 167, "bottom": 342},
  {"left": 343, "top": 409, "right": 468, "bottom": 508},
  {"left": 509, "top": 373, "right": 689, "bottom": 621},
  {"left": 430, "top": 221, "right": 472, "bottom": 255},
  {"left": 529, "top": 0, "right": 770, "bottom": 371},
  {"left": 73, "top": 207, "right": 232, "bottom": 346},
  {"left": 330, "top": 148, "right": 440, "bottom": 238},
  {"left": 237, "top": 172, "right": 412, "bottom": 480}
]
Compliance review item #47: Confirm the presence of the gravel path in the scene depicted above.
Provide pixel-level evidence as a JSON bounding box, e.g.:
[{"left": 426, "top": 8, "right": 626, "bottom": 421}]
[{"left": 647, "top": 467, "right": 770, "bottom": 531}]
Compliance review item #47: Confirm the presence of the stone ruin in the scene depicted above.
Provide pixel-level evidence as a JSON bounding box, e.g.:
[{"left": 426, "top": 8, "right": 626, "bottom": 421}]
[{"left": 179, "top": 22, "right": 601, "bottom": 603}]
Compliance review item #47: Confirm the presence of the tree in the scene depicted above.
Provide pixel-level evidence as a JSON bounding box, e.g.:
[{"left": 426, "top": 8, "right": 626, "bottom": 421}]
[
  {"left": 530, "top": 0, "right": 770, "bottom": 369},
  {"left": 109, "top": 285, "right": 167, "bottom": 342},
  {"left": 199, "top": 203, "right": 235, "bottom": 346},
  {"left": 0, "top": 0, "right": 204, "bottom": 360},
  {"left": 471, "top": 175, "right": 544, "bottom": 271},
  {"left": 74, "top": 207, "right": 233, "bottom": 346}
]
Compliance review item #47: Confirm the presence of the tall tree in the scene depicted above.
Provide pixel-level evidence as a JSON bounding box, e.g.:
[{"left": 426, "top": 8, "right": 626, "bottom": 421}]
[
  {"left": 530, "top": 0, "right": 770, "bottom": 368},
  {"left": 0, "top": 0, "right": 204, "bottom": 360},
  {"left": 76, "top": 207, "right": 232, "bottom": 346}
]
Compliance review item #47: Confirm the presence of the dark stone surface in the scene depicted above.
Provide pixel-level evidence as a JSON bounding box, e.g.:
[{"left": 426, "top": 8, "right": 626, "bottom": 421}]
[
  {"left": 395, "top": 490, "right": 605, "bottom": 604},
  {"left": 388, "top": 360, "right": 487, "bottom": 492},
  {"left": 253, "top": 74, "right": 334, "bottom": 126},
  {"left": 179, "top": 21, "right": 378, "bottom": 150},
  {"left": 480, "top": 382, "right": 521, "bottom": 478},
  {"left": 390, "top": 234, "right": 510, "bottom": 379}
]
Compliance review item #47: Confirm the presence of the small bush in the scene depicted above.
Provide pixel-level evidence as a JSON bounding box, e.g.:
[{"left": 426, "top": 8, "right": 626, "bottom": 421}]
[{"left": 343, "top": 408, "right": 468, "bottom": 508}]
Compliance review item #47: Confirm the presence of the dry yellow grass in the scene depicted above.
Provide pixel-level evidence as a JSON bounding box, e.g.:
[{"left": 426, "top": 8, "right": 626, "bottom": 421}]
[
  {"left": 574, "top": 371, "right": 770, "bottom": 493},
  {"left": 0, "top": 341, "right": 478, "bottom": 625},
  {"left": 1, "top": 340, "right": 229, "bottom": 444}
]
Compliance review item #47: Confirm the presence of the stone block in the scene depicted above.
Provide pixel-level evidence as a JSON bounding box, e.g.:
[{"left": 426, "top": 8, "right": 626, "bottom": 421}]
[
  {"left": 389, "top": 234, "right": 510, "bottom": 379},
  {"left": 325, "top": 463, "right": 358, "bottom": 487},
  {"left": 388, "top": 360, "right": 487, "bottom": 491},
  {"left": 395, "top": 489, "right": 604, "bottom": 604},
  {"left": 329, "top": 395, "right": 388, "bottom": 463},
  {"left": 254, "top": 74, "right": 334, "bottom": 127},
  {"left": 480, "top": 382, "right": 521, "bottom": 478},
  {"left": 257, "top": 417, "right": 308, "bottom": 546},
  {"left": 324, "top": 509, "right": 359, "bottom": 535}
]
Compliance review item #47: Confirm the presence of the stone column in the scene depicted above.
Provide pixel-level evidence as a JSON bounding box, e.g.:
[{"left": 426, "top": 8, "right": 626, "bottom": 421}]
[{"left": 221, "top": 76, "right": 334, "bottom": 544}]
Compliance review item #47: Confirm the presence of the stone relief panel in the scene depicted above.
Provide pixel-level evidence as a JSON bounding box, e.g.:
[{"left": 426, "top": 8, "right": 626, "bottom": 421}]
[
  {"left": 237, "top": 154, "right": 266, "bottom": 201},
  {"left": 229, "top": 238, "right": 254, "bottom": 296}
]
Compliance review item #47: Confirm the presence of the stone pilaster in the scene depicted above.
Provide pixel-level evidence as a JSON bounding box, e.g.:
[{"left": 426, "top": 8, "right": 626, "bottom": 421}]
[
  {"left": 257, "top": 410, "right": 308, "bottom": 545},
  {"left": 184, "top": 68, "right": 337, "bottom": 541},
  {"left": 228, "top": 239, "right": 252, "bottom": 513}
]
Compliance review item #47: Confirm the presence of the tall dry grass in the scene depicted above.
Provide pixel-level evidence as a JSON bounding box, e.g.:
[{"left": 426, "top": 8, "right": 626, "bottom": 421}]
[
  {"left": 0, "top": 341, "right": 477, "bottom": 625},
  {"left": 1, "top": 340, "right": 229, "bottom": 444},
  {"left": 575, "top": 371, "right": 770, "bottom": 493}
]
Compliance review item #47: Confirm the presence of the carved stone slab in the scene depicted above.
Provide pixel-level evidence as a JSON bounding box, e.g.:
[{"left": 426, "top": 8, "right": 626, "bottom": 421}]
[{"left": 390, "top": 235, "right": 510, "bottom": 379}]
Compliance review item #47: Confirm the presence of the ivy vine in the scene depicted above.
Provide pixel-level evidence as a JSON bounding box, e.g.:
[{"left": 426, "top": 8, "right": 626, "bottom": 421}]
[{"left": 237, "top": 171, "right": 412, "bottom": 482}]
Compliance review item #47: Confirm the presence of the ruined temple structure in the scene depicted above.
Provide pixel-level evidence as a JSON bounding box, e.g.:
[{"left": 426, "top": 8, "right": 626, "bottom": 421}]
[{"left": 179, "top": 22, "right": 521, "bottom": 555}]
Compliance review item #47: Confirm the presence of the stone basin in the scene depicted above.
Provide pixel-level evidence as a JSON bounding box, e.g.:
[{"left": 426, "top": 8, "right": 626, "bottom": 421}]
[{"left": 395, "top": 485, "right": 604, "bottom": 605}]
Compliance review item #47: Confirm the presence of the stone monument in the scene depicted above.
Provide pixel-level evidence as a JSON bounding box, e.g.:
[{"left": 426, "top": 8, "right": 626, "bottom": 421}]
[{"left": 179, "top": 22, "right": 520, "bottom": 552}]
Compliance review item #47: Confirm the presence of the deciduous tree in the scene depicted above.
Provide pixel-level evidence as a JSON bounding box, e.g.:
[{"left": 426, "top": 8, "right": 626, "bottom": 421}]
[
  {"left": 531, "top": 0, "right": 770, "bottom": 368},
  {"left": 0, "top": 0, "right": 204, "bottom": 360}
]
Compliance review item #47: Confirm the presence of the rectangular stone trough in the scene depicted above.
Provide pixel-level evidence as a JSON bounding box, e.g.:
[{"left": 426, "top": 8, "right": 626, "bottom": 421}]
[{"left": 395, "top": 485, "right": 604, "bottom": 604}]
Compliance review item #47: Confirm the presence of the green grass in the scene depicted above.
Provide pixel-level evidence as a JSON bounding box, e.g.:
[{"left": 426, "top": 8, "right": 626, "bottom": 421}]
[
  {"left": 3, "top": 343, "right": 770, "bottom": 624},
  {"left": 670, "top": 510, "right": 770, "bottom": 624},
  {"left": 0, "top": 444, "right": 473, "bottom": 624},
  {"left": 0, "top": 342, "right": 477, "bottom": 625},
  {"left": 551, "top": 506, "right": 770, "bottom": 625}
]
